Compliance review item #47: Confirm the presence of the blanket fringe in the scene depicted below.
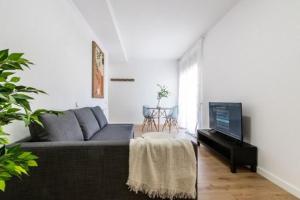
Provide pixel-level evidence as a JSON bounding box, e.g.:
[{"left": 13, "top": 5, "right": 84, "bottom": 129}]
[{"left": 126, "top": 180, "right": 196, "bottom": 200}]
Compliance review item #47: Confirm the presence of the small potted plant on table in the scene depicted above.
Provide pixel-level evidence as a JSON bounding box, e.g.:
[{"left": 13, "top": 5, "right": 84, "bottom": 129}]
[{"left": 156, "top": 84, "right": 169, "bottom": 108}]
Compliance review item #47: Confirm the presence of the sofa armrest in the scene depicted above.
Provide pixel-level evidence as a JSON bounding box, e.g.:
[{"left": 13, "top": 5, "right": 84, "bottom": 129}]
[{"left": 20, "top": 140, "right": 129, "bottom": 149}]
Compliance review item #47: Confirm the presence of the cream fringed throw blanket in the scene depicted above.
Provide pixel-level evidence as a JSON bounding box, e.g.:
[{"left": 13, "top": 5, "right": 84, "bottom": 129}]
[{"left": 126, "top": 137, "right": 196, "bottom": 199}]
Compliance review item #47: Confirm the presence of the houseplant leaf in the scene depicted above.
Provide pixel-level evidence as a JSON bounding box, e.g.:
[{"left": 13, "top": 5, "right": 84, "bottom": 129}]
[{"left": 0, "top": 180, "right": 5, "bottom": 192}]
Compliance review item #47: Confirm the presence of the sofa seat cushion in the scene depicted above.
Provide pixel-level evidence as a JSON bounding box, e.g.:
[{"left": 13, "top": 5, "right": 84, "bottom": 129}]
[
  {"left": 73, "top": 107, "right": 100, "bottom": 140},
  {"left": 90, "top": 106, "right": 108, "bottom": 128},
  {"left": 90, "top": 124, "right": 134, "bottom": 141},
  {"left": 29, "top": 110, "right": 84, "bottom": 141}
]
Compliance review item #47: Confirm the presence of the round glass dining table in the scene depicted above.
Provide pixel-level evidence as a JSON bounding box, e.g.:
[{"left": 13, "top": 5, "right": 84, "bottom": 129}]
[{"left": 147, "top": 107, "right": 172, "bottom": 131}]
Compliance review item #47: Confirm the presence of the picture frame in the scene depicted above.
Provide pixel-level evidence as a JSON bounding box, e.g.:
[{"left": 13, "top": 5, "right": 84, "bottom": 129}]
[{"left": 92, "top": 41, "right": 104, "bottom": 98}]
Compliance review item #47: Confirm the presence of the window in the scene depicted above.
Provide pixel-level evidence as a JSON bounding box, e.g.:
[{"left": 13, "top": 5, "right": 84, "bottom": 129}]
[{"left": 178, "top": 62, "right": 199, "bottom": 134}]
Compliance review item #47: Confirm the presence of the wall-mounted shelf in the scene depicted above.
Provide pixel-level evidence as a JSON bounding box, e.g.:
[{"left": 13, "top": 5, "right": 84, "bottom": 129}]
[{"left": 110, "top": 78, "right": 135, "bottom": 82}]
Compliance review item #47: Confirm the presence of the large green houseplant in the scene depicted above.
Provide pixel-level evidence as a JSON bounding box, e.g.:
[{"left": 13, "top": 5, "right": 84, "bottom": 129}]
[{"left": 0, "top": 49, "right": 57, "bottom": 191}]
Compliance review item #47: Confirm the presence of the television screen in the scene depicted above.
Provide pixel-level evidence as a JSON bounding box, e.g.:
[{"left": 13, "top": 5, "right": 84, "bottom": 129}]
[{"left": 209, "top": 102, "right": 243, "bottom": 141}]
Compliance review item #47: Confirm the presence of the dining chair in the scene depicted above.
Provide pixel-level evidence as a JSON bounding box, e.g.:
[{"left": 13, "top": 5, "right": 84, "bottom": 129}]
[
  {"left": 162, "top": 106, "right": 179, "bottom": 132},
  {"left": 142, "top": 106, "right": 157, "bottom": 132}
]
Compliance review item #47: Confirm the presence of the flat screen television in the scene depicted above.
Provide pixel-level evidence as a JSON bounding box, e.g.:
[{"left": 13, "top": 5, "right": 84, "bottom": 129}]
[{"left": 209, "top": 102, "right": 243, "bottom": 142}]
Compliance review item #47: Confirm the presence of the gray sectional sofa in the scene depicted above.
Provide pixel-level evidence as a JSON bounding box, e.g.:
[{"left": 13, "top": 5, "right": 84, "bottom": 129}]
[
  {"left": 0, "top": 106, "right": 197, "bottom": 200},
  {"left": 29, "top": 106, "right": 134, "bottom": 142}
]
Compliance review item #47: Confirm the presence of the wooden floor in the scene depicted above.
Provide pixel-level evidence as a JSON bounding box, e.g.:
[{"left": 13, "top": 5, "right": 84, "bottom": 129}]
[{"left": 134, "top": 125, "right": 299, "bottom": 200}]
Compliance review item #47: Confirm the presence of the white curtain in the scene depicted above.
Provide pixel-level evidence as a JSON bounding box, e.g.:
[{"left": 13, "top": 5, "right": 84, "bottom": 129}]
[{"left": 178, "top": 39, "right": 204, "bottom": 134}]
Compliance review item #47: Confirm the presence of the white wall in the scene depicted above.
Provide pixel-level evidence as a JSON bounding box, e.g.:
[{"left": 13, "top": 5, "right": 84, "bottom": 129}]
[
  {"left": 0, "top": 0, "right": 109, "bottom": 143},
  {"left": 109, "top": 60, "right": 178, "bottom": 124},
  {"left": 203, "top": 0, "right": 300, "bottom": 197}
]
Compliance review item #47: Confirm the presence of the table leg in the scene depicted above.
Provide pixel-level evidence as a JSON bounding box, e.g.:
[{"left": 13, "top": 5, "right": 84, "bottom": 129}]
[{"left": 157, "top": 108, "right": 160, "bottom": 132}]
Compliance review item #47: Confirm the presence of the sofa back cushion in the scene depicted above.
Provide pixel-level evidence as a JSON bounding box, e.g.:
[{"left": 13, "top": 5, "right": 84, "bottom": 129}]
[
  {"left": 29, "top": 110, "right": 84, "bottom": 142},
  {"left": 90, "top": 106, "right": 108, "bottom": 128},
  {"left": 73, "top": 107, "right": 100, "bottom": 140}
]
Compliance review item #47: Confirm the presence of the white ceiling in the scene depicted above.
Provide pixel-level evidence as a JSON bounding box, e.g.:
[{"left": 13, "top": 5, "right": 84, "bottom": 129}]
[{"left": 73, "top": 0, "right": 239, "bottom": 62}]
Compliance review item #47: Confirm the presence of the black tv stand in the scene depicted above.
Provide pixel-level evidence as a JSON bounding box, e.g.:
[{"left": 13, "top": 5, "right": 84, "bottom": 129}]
[{"left": 198, "top": 129, "right": 257, "bottom": 173}]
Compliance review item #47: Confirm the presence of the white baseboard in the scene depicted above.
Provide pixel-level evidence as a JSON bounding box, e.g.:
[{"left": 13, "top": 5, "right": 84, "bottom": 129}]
[{"left": 257, "top": 166, "right": 300, "bottom": 198}]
